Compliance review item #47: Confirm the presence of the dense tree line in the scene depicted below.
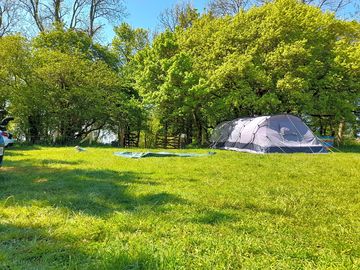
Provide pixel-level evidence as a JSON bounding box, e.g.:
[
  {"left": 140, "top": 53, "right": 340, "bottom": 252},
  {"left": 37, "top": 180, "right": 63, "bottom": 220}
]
[
  {"left": 0, "top": 24, "right": 145, "bottom": 144},
  {"left": 138, "top": 0, "right": 360, "bottom": 144},
  {"left": 0, "top": 0, "right": 359, "bottom": 146}
]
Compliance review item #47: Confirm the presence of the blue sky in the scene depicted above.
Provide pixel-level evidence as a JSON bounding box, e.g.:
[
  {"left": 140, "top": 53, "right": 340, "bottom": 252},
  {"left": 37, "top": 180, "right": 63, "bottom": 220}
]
[
  {"left": 123, "top": 0, "right": 358, "bottom": 30},
  {"left": 103, "top": 0, "right": 208, "bottom": 43},
  {"left": 102, "top": 0, "right": 358, "bottom": 43},
  {"left": 125, "top": 0, "right": 209, "bottom": 30}
]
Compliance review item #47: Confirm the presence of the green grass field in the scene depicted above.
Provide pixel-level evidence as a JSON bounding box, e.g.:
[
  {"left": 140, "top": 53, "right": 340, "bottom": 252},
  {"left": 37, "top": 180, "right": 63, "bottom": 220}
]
[{"left": 0, "top": 146, "right": 359, "bottom": 269}]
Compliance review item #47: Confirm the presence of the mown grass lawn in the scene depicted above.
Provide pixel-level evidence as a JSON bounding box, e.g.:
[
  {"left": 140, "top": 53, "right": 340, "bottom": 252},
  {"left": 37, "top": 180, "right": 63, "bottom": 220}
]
[{"left": 0, "top": 146, "right": 359, "bottom": 269}]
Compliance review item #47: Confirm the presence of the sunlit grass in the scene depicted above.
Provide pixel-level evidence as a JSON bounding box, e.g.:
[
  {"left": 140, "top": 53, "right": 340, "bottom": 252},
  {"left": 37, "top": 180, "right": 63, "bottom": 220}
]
[{"left": 0, "top": 146, "right": 359, "bottom": 269}]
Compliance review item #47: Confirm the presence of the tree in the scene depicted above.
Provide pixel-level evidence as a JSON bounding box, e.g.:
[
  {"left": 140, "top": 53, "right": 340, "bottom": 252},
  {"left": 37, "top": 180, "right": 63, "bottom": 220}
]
[
  {"left": 158, "top": 1, "right": 199, "bottom": 32},
  {"left": 0, "top": 35, "right": 47, "bottom": 143},
  {"left": 32, "top": 25, "right": 118, "bottom": 68},
  {"left": 301, "top": 0, "right": 351, "bottom": 13},
  {"left": 134, "top": 30, "right": 207, "bottom": 144},
  {"left": 0, "top": 35, "right": 30, "bottom": 108},
  {"left": 87, "top": 0, "right": 127, "bottom": 37},
  {"left": 18, "top": 0, "right": 47, "bottom": 32},
  {"left": 110, "top": 23, "right": 149, "bottom": 146},
  {"left": 136, "top": 0, "right": 360, "bottom": 144},
  {"left": 28, "top": 48, "right": 122, "bottom": 144},
  {"left": 208, "top": 0, "right": 356, "bottom": 18},
  {"left": 28, "top": 27, "right": 127, "bottom": 144},
  {"left": 17, "top": 0, "right": 127, "bottom": 37},
  {"left": 0, "top": 0, "right": 20, "bottom": 36},
  {"left": 0, "top": 28, "right": 128, "bottom": 144},
  {"left": 112, "top": 22, "right": 149, "bottom": 67},
  {"left": 208, "top": 0, "right": 251, "bottom": 16}
]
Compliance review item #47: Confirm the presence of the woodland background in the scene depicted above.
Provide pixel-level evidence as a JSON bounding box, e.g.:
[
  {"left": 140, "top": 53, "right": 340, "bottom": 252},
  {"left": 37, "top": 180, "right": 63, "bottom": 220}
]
[{"left": 0, "top": 0, "right": 359, "bottom": 146}]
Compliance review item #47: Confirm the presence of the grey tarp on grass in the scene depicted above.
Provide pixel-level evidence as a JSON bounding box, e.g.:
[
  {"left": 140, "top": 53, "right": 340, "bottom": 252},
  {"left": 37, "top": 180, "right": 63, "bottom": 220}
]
[
  {"left": 114, "top": 152, "right": 216, "bottom": 159},
  {"left": 210, "top": 114, "right": 327, "bottom": 154}
]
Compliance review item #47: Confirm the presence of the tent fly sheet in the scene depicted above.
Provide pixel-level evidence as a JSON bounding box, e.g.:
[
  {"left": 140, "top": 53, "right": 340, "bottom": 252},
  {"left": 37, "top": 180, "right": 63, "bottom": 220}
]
[
  {"left": 210, "top": 115, "right": 327, "bottom": 154},
  {"left": 114, "top": 152, "right": 216, "bottom": 159}
]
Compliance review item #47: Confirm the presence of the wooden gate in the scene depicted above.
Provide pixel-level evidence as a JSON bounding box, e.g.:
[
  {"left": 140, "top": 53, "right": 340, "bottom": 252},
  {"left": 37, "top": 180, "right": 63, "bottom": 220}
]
[
  {"left": 124, "top": 131, "right": 140, "bottom": 148},
  {"left": 155, "top": 134, "right": 181, "bottom": 149}
]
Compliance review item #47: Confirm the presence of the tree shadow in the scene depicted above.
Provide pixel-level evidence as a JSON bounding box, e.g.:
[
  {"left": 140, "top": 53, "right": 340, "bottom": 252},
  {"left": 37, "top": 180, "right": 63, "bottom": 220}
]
[
  {"left": 40, "top": 159, "right": 84, "bottom": 165},
  {"left": 4, "top": 158, "right": 84, "bottom": 166},
  {"left": 244, "top": 203, "right": 292, "bottom": 217},
  {"left": 0, "top": 159, "right": 186, "bottom": 217},
  {"left": 192, "top": 209, "right": 238, "bottom": 225},
  {"left": 338, "top": 144, "right": 360, "bottom": 153},
  {"left": 103, "top": 252, "right": 162, "bottom": 270},
  {"left": 0, "top": 224, "right": 87, "bottom": 269},
  {"left": 0, "top": 223, "right": 161, "bottom": 269},
  {"left": 0, "top": 153, "right": 186, "bottom": 268},
  {"left": 3, "top": 151, "right": 25, "bottom": 157},
  {"left": 8, "top": 145, "right": 42, "bottom": 151}
]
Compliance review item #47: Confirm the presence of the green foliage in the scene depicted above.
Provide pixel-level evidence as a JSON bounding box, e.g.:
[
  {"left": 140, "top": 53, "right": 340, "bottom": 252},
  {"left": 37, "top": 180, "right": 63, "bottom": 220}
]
[
  {"left": 106, "top": 23, "right": 149, "bottom": 143},
  {"left": 177, "top": 4, "right": 199, "bottom": 30},
  {"left": 134, "top": 30, "right": 204, "bottom": 142},
  {"left": 0, "top": 26, "right": 143, "bottom": 144},
  {"left": 112, "top": 23, "right": 149, "bottom": 67},
  {"left": 0, "top": 35, "right": 30, "bottom": 108},
  {"left": 32, "top": 49, "right": 121, "bottom": 143},
  {"left": 1, "top": 0, "right": 359, "bottom": 145},
  {"left": 33, "top": 26, "right": 118, "bottom": 69},
  {"left": 135, "top": 0, "right": 360, "bottom": 142}
]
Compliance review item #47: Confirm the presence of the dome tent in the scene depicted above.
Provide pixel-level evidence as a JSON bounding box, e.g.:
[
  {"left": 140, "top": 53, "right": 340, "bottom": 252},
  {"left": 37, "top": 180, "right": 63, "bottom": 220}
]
[{"left": 210, "top": 115, "right": 327, "bottom": 154}]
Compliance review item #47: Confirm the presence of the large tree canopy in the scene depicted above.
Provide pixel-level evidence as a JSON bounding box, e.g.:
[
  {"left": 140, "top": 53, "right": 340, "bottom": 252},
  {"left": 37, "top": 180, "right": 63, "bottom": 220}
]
[
  {"left": 134, "top": 0, "right": 360, "bottom": 143},
  {"left": 0, "top": 27, "right": 143, "bottom": 144}
]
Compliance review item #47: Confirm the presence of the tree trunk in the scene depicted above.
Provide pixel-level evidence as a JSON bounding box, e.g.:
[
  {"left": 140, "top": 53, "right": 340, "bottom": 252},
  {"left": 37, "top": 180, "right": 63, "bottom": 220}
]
[
  {"left": 28, "top": 115, "right": 41, "bottom": 144},
  {"left": 164, "top": 122, "right": 168, "bottom": 148},
  {"left": 186, "top": 118, "right": 193, "bottom": 144},
  {"left": 118, "top": 127, "right": 125, "bottom": 147},
  {"left": 54, "top": 0, "right": 62, "bottom": 23},
  {"left": 336, "top": 120, "right": 345, "bottom": 146},
  {"left": 193, "top": 110, "right": 203, "bottom": 145},
  {"left": 319, "top": 117, "right": 325, "bottom": 136},
  {"left": 31, "top": 0, "right": 45, "bottom": 32},
  {"left": 89, "top": 0, "right": 96, "bottom": 37}
]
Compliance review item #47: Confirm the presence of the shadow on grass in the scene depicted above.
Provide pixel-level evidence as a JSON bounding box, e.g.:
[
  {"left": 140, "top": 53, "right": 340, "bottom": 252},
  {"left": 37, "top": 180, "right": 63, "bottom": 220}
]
[
  {"left": 0, "top": 158, "right": 186, "bottom": 217},
  {"left": 338, "top": 144, "right": 360, "bottom": 153},
  {"left": 7, "top": 145, "right": 42, "bottom": 151},
  {"left": 193, "top": 209, "right": 238, "bottom": 225},
  {"left": 3, "top": 151, "right": 26, "bottom": 157},
  {"left": 0, "top": 223, "right": 162, "bottom": 269},
  {"left": 40, "top": 159, "right": 84, "bottom": 166},
  {"left": 0, "top": 151, "right": 173, "bottom": 268},
  {"left": 244, "top": 203, "right": 291, "bottom": 217},
  {"left": 103, "top": 252, "right": 162, "bottom": 270},
  {"left": 3, "top": 158, "right": 85, "bottom": 168},
  {"left": 0, "top": 223, "right": 92, "bottom": 269}
]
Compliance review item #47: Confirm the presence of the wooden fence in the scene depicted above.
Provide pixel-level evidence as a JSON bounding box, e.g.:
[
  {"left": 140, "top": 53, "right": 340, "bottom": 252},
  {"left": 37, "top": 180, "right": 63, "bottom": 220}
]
[
  {"left": 124, "top": 132, "right": 140, "bottom": 148},
  {"left": 155, "top": 134, "right": 181, "bottom": 149}
]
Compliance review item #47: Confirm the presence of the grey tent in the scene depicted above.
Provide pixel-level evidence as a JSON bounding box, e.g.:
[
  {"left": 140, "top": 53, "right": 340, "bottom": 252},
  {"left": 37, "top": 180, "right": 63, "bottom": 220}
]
[{"left": 210, "top": 115, "right": 327, "bottom": 154}]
